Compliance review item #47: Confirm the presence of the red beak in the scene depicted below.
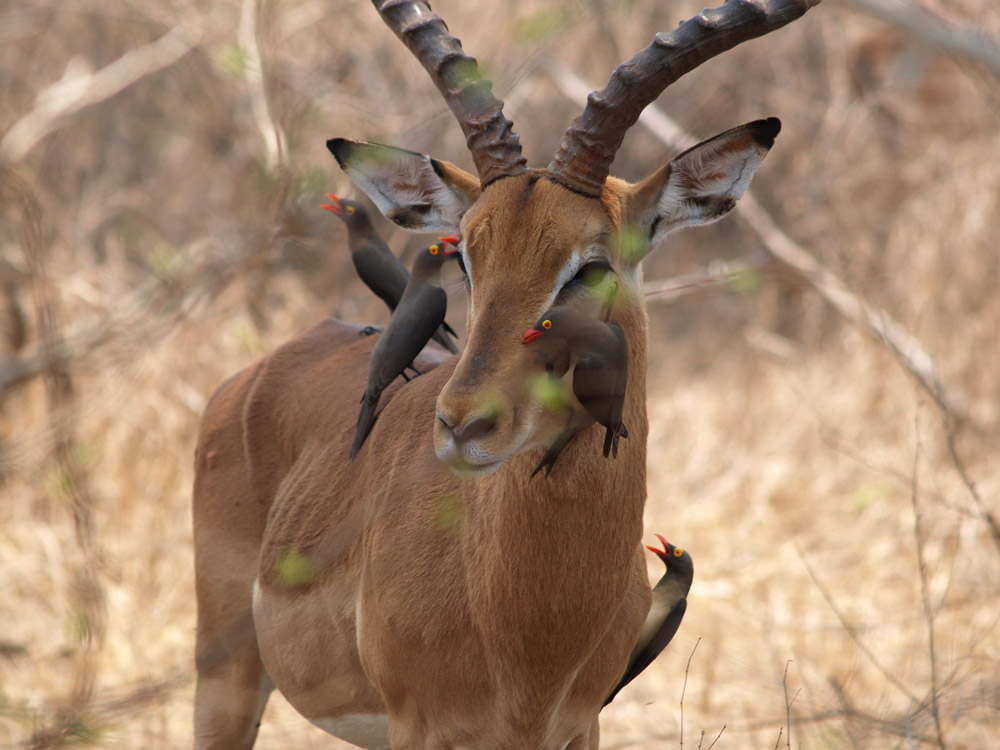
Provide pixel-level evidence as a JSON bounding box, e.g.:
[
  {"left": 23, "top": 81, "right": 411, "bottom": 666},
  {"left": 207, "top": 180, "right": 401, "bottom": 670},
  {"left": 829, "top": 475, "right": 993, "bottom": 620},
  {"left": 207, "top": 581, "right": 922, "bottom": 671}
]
[
  {"left": 438, "top": 234, "right": 461, "bottom": 247},
  {"left": 646, "top": 533, "right": 670, "bottom": 560},
  {"left": 319, "top": 193, "right": 343, "bottom": 215},
  {"left": 522, "top": 328, "right": 543, "bottom": 344}
]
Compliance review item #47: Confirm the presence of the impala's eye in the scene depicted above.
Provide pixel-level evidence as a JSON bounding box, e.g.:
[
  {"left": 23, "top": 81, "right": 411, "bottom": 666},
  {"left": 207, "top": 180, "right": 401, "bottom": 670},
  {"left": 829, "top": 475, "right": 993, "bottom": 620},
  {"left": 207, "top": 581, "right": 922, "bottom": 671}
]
[
  {"left": 455, "top": 254, "right": 467, "bottom": 276},
  {"left": 563, "top": 259, "right": 613, "bottom": 293}
]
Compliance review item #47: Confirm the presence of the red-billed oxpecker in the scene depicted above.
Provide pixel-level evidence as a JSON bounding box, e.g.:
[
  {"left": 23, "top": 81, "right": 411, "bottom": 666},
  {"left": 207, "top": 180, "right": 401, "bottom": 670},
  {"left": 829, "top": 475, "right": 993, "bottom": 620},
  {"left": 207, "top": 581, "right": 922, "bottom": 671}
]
[
  {"left": 320, "top": 194, "right": 459, "bottom": 354},
  {"left": 521, "top": 305, "right": 629, "bottom": 477},
  {"left": 604, "top": 535, "right": 694, "bottom": 707},
  {"left": 351, "top": 238, "right": 461, "bottom": 459}
]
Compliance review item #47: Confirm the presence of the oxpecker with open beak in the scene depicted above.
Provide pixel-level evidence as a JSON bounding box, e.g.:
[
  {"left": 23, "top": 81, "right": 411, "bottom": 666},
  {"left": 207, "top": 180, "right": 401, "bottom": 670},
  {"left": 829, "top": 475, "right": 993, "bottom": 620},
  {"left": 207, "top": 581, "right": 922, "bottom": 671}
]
[{"left": 604, "top": 534, "right": 694, "bottom": 706}]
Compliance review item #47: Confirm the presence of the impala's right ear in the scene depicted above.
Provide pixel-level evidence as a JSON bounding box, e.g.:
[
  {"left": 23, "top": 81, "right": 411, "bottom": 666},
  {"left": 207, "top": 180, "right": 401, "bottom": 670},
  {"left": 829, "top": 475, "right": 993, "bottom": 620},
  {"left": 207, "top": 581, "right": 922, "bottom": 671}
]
[{"left": 326, "top": 138, "right": 480, "bottom": 233}]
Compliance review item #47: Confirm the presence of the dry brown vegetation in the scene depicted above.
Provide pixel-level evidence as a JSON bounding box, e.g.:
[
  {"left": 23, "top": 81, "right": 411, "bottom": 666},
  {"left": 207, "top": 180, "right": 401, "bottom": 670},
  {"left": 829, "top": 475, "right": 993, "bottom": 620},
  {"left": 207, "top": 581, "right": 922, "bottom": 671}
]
[{"left": 2, "top": 0, "right": 999, "bottom": 748}]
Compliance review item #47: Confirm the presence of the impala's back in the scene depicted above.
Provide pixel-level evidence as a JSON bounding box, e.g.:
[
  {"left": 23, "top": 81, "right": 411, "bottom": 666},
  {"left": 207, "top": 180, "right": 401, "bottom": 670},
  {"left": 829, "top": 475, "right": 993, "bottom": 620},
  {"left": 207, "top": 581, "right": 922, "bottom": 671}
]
[{"left": 191, "top": 1, "right": 820, "bottom": 748}]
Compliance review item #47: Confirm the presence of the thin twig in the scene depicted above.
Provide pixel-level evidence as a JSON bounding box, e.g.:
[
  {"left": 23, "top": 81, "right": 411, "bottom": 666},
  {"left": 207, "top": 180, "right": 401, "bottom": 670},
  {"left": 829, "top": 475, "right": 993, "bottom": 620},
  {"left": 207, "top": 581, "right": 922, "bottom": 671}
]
[
  {"left": 783, "top": 659, "right": 799, "bottom": 750},
  {"left": 938, "top": 398, "right": 1000, "bottom": 557},
  {"left": 644, "top": 257, "right": 770, "bottom": 304},
  {"left": 797, "top": 549, "right": 919, "bottom": 703},
  {"left": 705, "top": 724, "right": 726, "bottom": 750},
  {"left": 827, "top": 677, "right": 976, "bottom": 750},
  {"left": 773, "top": 726, "right": 783, "bottom": 750},
  {"left": 680, "top": 637, "right": 701, "bottom": 750},
  {"left": 909, "top": 408, "right": 947, "bottom": 749}
]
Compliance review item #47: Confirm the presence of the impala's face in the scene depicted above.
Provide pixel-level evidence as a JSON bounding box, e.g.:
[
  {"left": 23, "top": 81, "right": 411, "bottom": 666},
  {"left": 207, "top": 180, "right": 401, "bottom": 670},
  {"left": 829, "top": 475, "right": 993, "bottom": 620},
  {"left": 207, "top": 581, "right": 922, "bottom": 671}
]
[
  {"left": 433, "top": 174, "right": 628, "bottom": 475},
  {"left": 329, "top": 120, "right": 777, "bottom": 475}
]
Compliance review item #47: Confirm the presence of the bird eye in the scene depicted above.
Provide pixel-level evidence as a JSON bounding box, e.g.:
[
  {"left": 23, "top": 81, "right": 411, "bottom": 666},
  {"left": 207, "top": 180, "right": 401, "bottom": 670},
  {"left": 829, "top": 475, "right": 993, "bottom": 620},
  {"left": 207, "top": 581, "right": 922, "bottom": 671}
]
[
  {"left": 542, "top": 319, "right": 552, "bottom": 329},
  {"left": 429, "top": 244, "right": 439, "bottom": 255},
  {"left": 345, "top": 205, "right": 355, "bottom": 215},
  {"left": 673, "top": 547, "right": 684, "bottom": 557}
]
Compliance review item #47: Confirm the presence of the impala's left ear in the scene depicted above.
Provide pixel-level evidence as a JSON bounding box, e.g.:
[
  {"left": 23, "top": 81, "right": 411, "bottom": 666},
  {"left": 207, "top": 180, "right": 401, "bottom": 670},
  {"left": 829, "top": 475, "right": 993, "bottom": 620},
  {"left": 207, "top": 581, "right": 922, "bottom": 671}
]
[
  {"left": 327, "top": 138, "right": 481, "bottom": 233},
  {"left": 621, "top": 118, "right": 779, "bottom": 262}
]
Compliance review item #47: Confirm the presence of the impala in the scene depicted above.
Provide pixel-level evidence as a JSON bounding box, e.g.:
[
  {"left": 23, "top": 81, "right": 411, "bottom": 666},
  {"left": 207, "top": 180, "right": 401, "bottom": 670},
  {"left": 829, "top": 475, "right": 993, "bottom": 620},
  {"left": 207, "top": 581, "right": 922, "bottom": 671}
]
[{"left": 192, "top": 0, "right": 820, "bottom": 748}]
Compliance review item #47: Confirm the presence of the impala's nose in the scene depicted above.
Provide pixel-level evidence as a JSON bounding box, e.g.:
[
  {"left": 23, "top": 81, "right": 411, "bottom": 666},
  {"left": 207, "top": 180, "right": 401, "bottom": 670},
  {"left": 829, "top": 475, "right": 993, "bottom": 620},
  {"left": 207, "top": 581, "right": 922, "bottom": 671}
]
[
  {"left": 457, "top": 413, "right": 497, "bottom": 442},
  {"left": 436, "top": 410, "right": 498, "bottom": 444},
  {"left": 434, "top": 396, "right": 514, "bottom": 475}
]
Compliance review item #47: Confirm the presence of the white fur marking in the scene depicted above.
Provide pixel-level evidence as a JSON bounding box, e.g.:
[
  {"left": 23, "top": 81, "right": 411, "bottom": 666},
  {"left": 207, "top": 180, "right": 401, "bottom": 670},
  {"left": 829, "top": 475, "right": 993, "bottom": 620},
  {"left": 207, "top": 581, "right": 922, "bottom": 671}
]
[
  {"left": 311, "top": 714, "right": 390, "bottom": 750},
  {"left": 541, "top": 251, "right": 582, "bottom": 312},
  {"left": 252, "top": 578, "right": 262, "bottom": 609}
]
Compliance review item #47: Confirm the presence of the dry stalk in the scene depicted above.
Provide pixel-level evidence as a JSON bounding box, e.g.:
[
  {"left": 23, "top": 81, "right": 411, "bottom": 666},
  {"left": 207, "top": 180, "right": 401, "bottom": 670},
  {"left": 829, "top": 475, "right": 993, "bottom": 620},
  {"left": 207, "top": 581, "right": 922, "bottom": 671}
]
[
  {"left": 783, "top": 659, "right": 799, "bottom": 750},
  {"left": 704, "top": 724, "right": 725, "bottom": 750},
  {"left": 909, "top": 409, "right": 947, "bottom": 749},
  {"left": 679, "top": 637, "right": 701, "bottom": 750}
]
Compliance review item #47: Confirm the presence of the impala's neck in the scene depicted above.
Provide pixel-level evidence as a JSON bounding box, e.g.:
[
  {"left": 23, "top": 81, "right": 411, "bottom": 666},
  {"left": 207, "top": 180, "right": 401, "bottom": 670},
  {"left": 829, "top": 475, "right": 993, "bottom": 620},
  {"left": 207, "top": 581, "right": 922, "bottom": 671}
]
[{"left": 465, "top": 301, "right": 649, "bottom": 684}]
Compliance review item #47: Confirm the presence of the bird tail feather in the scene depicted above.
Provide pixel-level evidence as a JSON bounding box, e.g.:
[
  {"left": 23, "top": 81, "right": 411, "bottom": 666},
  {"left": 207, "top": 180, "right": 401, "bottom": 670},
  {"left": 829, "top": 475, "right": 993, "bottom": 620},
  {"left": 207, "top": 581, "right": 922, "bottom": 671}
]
[{"left": 350, "top": 391, "right": 380, "bottom": 459}]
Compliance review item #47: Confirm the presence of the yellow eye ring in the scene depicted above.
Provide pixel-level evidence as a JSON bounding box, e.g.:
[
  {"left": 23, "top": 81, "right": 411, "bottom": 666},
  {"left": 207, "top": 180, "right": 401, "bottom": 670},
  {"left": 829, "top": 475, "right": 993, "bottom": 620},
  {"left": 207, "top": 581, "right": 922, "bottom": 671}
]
[
  {"left": 542, "top": 320, "right": 552, "bottom": 329},
  {"left": 673, "top": 547, "right": 684, "bottom": 557},
  {"left": 429, "top": 244, "right": 439, "bottom": 255},
  {"left": 345, "top": 205, "right": 355, "bottom": 215}
]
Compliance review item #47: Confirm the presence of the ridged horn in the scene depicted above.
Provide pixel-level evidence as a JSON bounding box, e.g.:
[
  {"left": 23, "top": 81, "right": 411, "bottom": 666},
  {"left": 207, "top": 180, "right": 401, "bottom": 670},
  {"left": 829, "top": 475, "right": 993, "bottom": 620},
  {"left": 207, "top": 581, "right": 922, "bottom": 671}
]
[
  {"left": 373, "top": 0, "right": 528, "bottom": 188},
  {"left": 547, "top": 0, "right": 821, "bottom": 198}
]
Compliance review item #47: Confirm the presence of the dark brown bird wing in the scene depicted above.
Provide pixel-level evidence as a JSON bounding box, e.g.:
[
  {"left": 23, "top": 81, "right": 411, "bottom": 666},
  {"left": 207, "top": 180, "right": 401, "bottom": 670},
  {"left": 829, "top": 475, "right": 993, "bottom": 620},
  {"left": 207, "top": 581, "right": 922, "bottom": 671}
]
[
  {"left": 430, "top": 322, "right": 459, "bottom": 354},
  {"left": 573, "top": 323, "right": 628, "bottom": 458},
  {"left": 351, "top": 239, "right": 409, "bottom": 311},
  {"left": 351, "top": 239, "right": 457, "bottom": 353},
  {"left": 602, "top": 597, "right": 687, "bottom": 707},
  {"left": 351, "top": 283, "right": 449, "bottom": 458},
  {"left": 370, "top": 284, "right": 448, "bottom": 392}
]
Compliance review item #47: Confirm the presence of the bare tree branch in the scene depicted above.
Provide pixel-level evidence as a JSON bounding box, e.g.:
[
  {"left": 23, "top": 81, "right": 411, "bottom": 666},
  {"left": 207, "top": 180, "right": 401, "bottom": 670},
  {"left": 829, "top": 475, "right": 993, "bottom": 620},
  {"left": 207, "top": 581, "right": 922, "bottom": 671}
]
[
  {"left": 0, "top": 24, "right": 197, "bottom": 165},
  {"left": 238, "top": 0, "right": 287, "bottom": 169},
  {"left": 848, "top": 0, "right": 1000, "bottom": 77}
]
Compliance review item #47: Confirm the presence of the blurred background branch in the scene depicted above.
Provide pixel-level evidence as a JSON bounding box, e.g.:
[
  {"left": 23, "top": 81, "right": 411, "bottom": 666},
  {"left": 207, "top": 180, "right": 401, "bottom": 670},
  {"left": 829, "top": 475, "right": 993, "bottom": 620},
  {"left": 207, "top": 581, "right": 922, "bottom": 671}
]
[
  {"left": 0, "top": 24, "right": 198, "bottom": 165},
  {"left": 847, "top": 0, "right": 1000, "bottom": 76}
]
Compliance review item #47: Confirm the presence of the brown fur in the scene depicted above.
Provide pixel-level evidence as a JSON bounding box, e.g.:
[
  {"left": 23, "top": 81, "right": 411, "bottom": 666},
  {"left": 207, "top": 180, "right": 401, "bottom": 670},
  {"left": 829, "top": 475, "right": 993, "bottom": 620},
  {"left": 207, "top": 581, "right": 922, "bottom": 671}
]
[{"left": 193, "top": 122, "right": 775, "bottom": 748}]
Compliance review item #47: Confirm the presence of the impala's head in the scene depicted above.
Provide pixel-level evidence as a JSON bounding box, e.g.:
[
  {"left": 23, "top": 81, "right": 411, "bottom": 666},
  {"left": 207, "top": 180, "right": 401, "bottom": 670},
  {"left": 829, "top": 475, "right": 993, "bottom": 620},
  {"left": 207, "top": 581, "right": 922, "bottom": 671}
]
[{"left": 329, "top": 0, "right": 806, "bottom": 475}]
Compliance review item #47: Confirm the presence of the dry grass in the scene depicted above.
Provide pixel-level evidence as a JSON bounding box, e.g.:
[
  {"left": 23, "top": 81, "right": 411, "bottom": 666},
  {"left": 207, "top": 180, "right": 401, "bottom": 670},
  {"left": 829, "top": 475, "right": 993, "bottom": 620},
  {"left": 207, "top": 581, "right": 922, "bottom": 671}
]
[{"left": 2, "top": 0, "right": 999, "bottom": 748}]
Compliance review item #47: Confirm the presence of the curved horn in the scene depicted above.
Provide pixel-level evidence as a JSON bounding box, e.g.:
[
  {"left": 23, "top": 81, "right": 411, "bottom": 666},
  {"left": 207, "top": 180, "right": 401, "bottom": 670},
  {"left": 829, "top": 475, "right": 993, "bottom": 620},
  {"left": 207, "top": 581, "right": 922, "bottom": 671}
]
[
  {"left": 373, "top": 0, "right": 528, "bottom": 188},
  {"left": 547, "top": 0, "right": 821, "bottom": 198}
]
